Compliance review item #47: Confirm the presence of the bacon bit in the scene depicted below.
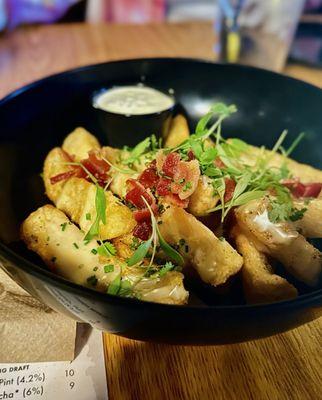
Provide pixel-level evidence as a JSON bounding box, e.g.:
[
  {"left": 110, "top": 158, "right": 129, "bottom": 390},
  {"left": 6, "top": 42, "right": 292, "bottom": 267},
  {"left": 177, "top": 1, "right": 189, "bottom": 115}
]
[
  {"left": 50, "top": 163, "right": 86, "bottom": 184},
  {"left": 126, "top": 179, "right": 155, "bottom": 209},
  {"left": 133, "top": 209, "right": 152, "bottom": 223},
  {"left": 283, "top": 179, "right": 322, "bottom": 198},
  {"left": 172, "top": 159, "right": 200, "bottom": 200},
  {"left": 50, "top": 170, "right": 76, "bottom": 184},
  {"left": 133, "top": 202, "right": 159, "bottom": 222},
  {"left": 139, "top": 162, "right": 159, "bottom": 189},
  {"left": 164, "top": 193, "right": 189, "bottom": 208},
  {"left": 50, "top": 149, "right": 110, "bottom": 185},
  {"left": 214, "top": 157, "right": 225, "bottom": 169},
  {"left": 61, "top": 149, "right": 74, "bottom": 162},
  {"left": 303, "top": 183, "right": 322, "bottom": 197},
  {"left": 126, "top": 188, "right": 151, "bottom": 209},
  {"left": 81, "top": 150, "right": 110, "bottom": 183},
  {"left": 156, "top": 177, "right": 172, "bottom": 196},
  {"left": 162, "top": 152, "right": 181, "bottom": 178},
  {"left": 133, "top": 221, "right": 152, "bottom": 241},
  {"left": 187, "top": 150, "right": 195, "bottom": 160},
  {"left": 224, "top": 178, "right": 236, "bottom": 202},
  {"left": 50, "top": 149, "right": 83, "bottom": 184}
]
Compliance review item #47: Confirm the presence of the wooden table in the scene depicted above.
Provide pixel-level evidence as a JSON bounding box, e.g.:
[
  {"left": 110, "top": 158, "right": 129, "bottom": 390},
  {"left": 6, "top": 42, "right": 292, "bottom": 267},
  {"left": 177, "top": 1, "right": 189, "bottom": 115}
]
[{"left": 0, "top": 22, "right": 321, "bottom": 400}]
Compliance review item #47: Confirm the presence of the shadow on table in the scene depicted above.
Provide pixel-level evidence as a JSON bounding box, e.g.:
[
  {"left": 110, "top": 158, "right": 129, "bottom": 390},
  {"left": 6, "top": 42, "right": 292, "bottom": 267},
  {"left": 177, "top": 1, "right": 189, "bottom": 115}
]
[{"left": 105, "top": 317, "right": 321, "bottom": 400}]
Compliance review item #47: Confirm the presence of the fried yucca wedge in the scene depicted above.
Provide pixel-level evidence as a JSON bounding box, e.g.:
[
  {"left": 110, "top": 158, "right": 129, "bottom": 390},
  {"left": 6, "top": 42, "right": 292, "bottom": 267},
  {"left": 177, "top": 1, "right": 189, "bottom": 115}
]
[
  {"left": 61, "top": 128, "right": 141, "bottom": 198},
  {"left": 43, "top": 147, "right": 71, "bottom": 203},
  {"left": 293, "top": 198, "right": 322, "bottom": 238},
  {"left": 237, "top": 143, "right": 322, "bottom": 183},
  {"left": 21, "top": 205, "right": 188, "bottom": 305},
  {"left": 56, "top": 177, "right": 135, "bottom": 240},
  {"left": 43, "top": 142, "right": 135, "bottom": 240},
  {"left": 112, "top": 233, "right": 136, "bottom": 260},
  {"left": 232, "top": 228, "right": 297, "bottom": 304},
  {"left": 188, "top": 175, "right": 220, "bottom": 217},
  {"left": 158, "top": 205, "right": 243, "bottom": 286},
  {"left": 164, "top": 114, "right": 190, "bottom": 148},
  {"left": 235, "top": 199, "right": 322, "bottom": 286},
  {"left": 62, "top": 127, "right": 100, "bottom": 161}
]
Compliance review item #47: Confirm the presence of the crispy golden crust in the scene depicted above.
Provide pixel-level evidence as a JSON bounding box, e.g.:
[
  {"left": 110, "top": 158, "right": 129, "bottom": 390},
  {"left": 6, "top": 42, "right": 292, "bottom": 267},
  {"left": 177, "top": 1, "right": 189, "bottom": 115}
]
[
  {"left": 20, "top": 204, "right": 120, "bottom": 290},
  {"left": 270, "top": 235, "right": 322, "bottom": 286},
  {"left": 233, "top": 228, "right": 297, "bottom": 304},
  {"left": 21, "top": 205, "right": 188, "bottom": 305},
  {"left": 159, "top": 205, "right": 243, "bottom": 286},
  {"left": 62, "top": 127, "right": 100, "bottom": 161},
  {"left": 112, "top": 233, "right": 136, "bottom": 259},
  {"left": 43, "top": 129, "right": 135, "bottom": 240},
  {"left": 188, "top": 176, "right": 219, "bottom": 216},
  {"left": 236, "top": 200, "right": 322, "bottom": 286},
  {"left": 43, "top": 148, "right": 71, "bottom": 203},
  {"left": 164, "top": 114, "right": 190, "bottom": 148},
  {"left": 239, "top": 144, "right": 322, "bottom": 183},
  {"left": 293, "top": 198, "right": 322, "bottom": 238},
  {"left": 56, "top": 177, "right": 136, "bottom": 240}
]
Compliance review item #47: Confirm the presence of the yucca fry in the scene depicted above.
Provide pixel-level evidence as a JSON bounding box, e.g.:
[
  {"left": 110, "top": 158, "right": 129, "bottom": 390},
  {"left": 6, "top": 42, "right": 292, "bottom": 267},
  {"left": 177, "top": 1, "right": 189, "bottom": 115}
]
[
  {"left": 238, "top": 143, "right": 322, "bottom": 183},
  {"left": 159, "top": 205, "right": 243, "bottom": 286},
  {"left": 164, "top": 114, "right": 190, "bottom": 148},
  {"left": 112, "top": 233, "right": 136, "bottom": 259},
  {"left": 188, "top": 175, "right": 220, "bottom": 216},
  {"left": 21, "top": 205, "right": 188, "bottom": 305},
  {"left": 21, "top": 205, "right": 121, "bottom": 290},
  {"left": 235, "top": 200, "right": 322, "bottom": 286},
  {"left": 293, "top": 198, "right": 322, "bottom": 238},
  {"left": 270, "top": 234, "right": 322, "bottom": 287},
  {"left": 43, "top": 147, "right": 71, "bottom": 203},
  {"left": 233, "top": 228, "right": 297, "bottom": 304},
  {"left": 43, "top": 139, "right": 136, "bottom": 240},
  {"left": 62, "top": 127, "right": 100, "bottom": 161},
  {"left": 56, "top": 177, "right": 136, "bottom": 240}
]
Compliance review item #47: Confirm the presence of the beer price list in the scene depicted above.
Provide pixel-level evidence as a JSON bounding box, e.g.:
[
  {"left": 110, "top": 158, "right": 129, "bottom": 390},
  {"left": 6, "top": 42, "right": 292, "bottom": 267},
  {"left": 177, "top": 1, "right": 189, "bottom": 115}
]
[{"left": 0, "top": 329, "right": 108, "bottom": 400}]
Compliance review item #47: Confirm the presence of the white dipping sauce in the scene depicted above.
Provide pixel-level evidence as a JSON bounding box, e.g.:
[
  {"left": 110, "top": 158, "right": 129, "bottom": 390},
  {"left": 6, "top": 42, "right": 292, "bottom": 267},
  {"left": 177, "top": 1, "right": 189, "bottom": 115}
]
[{"left": 94, "top": 86, "right": 174, "bottom": 116}]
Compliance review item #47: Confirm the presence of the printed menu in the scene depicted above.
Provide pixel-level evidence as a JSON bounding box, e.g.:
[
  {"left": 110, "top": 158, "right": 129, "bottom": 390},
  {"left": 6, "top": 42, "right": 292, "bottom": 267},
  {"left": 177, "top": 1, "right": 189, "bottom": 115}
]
[{"left": 0, "top": 327, "right": 108, "bottom": 400}]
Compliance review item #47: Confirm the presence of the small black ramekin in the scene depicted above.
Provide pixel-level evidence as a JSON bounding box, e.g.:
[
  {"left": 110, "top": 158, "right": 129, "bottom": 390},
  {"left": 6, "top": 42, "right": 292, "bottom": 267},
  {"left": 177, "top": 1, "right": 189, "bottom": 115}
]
[{"left": 93, "top": 88, "right": 174, "bottom": 148}]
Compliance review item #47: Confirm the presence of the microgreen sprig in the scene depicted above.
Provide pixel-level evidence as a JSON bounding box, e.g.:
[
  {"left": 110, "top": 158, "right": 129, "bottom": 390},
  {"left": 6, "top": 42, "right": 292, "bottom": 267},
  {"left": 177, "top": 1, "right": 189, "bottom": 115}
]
[
  {"left": 173, "top": 102, "right": 308, "bottom": 224},
  {"left": 84, "top": 185, "right": 106, "bottom": 241},
  {"left": 127, "top": 197, "right": 184, "bottom": 268},
  {"left": 121, "top": 135, "right": 161, "bottom": 167},
  {"left": 101, "top": 156, "right": 136, "bottom": 175}
]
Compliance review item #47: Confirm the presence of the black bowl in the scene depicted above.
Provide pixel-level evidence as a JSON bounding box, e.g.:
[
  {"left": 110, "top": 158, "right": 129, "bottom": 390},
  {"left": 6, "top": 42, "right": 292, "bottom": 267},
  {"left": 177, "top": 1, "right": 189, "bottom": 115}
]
[{"left": 0, "top": 58, "right": 321, "bottom": 345}]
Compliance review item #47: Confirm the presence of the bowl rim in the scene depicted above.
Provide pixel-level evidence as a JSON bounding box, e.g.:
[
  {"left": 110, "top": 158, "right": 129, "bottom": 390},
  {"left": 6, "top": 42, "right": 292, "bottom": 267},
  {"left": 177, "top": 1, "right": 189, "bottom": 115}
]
[{"left": 0, "top": 57, "right": 321, "bottom": 312}]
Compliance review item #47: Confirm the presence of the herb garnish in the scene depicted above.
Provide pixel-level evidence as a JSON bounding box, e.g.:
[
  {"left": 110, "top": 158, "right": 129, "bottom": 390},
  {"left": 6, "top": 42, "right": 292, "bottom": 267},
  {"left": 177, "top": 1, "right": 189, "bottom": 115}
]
[
  {"left": 175, "top": 102, "right": 308, "bottom": 224},
  {"left": 130, "top": 237, "right": 140, "bottom": 251},
  {"left": 122, "top": 137, "right": 151, "bottom": 166},
  {"left": 159, "top": 261, "right": 176, "bottom": 277},
  {"left": 104, "top": 264, "right": 114, "bottom": 273},
  {"left": 84, "top": 185, "right": 107, "bottom": 241},
  {"left": 60, "top": 222, "right": 67, "bottom": 231},
  {"left": 121, "top": 134, "right": 161, "bottom": 167},
  {"left": 97, "top": 241, "right": 116, "bottom": 257},
  {"left": 127, "top": 197, "right": 184, "bottom": 267},
  {"left": 87, "top": 275, "right": 98, "bottom": 287},
  {"left": 107, "top": 274, "right": 121, "bottom": 295}
]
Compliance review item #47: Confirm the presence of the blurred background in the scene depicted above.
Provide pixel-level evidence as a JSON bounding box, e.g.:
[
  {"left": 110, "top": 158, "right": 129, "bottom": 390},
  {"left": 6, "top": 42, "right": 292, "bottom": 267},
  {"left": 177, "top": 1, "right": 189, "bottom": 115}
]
[{"left": 1, "top": 0, "right": 322, "bottom": 72}]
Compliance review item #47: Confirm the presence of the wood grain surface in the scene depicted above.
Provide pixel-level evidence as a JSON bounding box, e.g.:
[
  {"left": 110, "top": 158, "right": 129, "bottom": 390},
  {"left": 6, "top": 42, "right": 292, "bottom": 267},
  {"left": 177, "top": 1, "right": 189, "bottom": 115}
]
[{"left": 0, "top": 22, "right": 321, "bottom": 400}]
